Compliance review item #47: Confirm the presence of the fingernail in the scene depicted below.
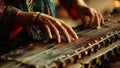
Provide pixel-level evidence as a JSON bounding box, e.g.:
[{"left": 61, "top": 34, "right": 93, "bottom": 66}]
[
  {"left": 58, "top": 39, "right": 61, "bottom": 43},
  {"left": 50, "top": 36, "right": 52, "bottom": 39},
  {"left": 76, "top": 36, "right": 78, "bottom": 39},
  {"left": 96, "top": 26, "right": 100, "bottom": 29},
  {"left": 74, "top": 33, "right": 78, "bottom": 39},
  {"left": 68, "top": 39, "right": 71, "bottom": 43}
]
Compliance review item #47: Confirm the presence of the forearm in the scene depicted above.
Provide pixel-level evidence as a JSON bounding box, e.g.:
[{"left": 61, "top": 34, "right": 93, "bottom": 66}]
[
  {"left": 0, "top": 0, "right": 38, "bottom": 40},
  {"left": 14, "top": 11, "right": 41, "bottom": 27}
]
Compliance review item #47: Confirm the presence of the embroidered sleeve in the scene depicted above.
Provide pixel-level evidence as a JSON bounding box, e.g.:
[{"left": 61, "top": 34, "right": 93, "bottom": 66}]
[{"left": 0, "top": 0, "right": 19, "bottom": 40}]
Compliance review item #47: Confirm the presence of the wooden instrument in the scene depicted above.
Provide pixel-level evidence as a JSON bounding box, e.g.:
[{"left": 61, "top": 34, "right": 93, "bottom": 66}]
[{"left": 0, "top": 13, "right": 120, "bottom": 68}]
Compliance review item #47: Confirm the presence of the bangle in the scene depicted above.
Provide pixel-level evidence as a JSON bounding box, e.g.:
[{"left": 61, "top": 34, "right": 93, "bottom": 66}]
[{"left": 29, "top": 12, "right": 41, "bottom": 26}]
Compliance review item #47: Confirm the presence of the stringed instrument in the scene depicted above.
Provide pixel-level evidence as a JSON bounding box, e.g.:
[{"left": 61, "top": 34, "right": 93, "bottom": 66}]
[{"left": 0, "top": 12, "right": 120, "bottom": 68}]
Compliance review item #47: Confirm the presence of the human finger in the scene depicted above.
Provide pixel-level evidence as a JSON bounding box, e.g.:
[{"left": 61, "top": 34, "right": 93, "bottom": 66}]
[
  {"left": 80, "top": 15, "right": 87, "bottom": 28},
  {"left": 46, "top": 19, "right": 61, "bottom": 43},
  {"left": 92, "top": 14, "right": 101, "bottom": 29},
  {"left": 50, "top": 19, "right": 72, "bottom": 43},
  {"left": 99, "top": 14, "right": 104, "bottom": 25},
  {"left": 59, "top": 20, "right": 78, "bottom": 39},
  {"left": 44, "top": 24, "right": 52, "bottom": 39},
  {"left": 60, "top": 25, "right": 71, "bottom": 43},
  {"left": 89, "top": 11, "right": 95, "bottom": 27}
]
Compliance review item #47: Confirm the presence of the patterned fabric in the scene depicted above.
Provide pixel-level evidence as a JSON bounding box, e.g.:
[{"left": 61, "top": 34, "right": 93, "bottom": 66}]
[
  {"left": 0, "top": 2, "right": 19, "bottom": 42},
  {"left": 0, "top": 0, "right": 56, "bottom": 43}
]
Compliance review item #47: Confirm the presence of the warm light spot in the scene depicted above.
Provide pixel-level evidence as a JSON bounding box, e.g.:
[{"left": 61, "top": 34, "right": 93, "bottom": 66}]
[{"left": 114, "top": 1, "right": 120, "bottom": 7}]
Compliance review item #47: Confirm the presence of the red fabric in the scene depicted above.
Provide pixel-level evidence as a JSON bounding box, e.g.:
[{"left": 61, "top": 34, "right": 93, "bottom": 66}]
[
  {"left": 70, "top": 8, "right": 80, "bottom": 20},
  {"left": 9, "top": 11, "right": 24, "bottom": 40}
]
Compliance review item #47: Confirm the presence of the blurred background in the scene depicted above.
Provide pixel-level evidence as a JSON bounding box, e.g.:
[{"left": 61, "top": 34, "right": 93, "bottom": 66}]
[{"left": 54, "top": 0, "right": 120, "bottom": 27}]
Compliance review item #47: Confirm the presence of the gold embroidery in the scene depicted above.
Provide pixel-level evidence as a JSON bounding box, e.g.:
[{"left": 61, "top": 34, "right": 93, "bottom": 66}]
[
  {"left": 26, "top": 0, "right": 34, "bottom": 11},
  {"left": 50, "top": 0, "right": 54, "bottom": 2}
]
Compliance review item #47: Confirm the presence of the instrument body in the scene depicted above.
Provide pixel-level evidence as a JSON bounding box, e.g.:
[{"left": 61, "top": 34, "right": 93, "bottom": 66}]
[{"left": 0, "top": 13, "right": 120, "bottom": 68}]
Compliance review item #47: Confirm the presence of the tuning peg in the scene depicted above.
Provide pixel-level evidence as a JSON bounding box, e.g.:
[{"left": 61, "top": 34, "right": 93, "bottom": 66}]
[
  {"left": 56, "top": 58, "right": 66, "bottom": 68},
  {"left": 78, "top": 54, "right": 82, "bottom": 59},
  {"left": 97, "top": 44, "right": 101, "bottom": 49},
  {"left": 0, "top": 56, "right": 6, "bottom": 60},
  {"left": 105, "top": 35, "right": 109, "bottom": 37},
  {"left": 85, "top": 51, "right": 88, "bottom": 55},
  {"left": 29, "top": 43, "right": 34, "bottom": 47},
  {"left": 110, "top": 32, "right": 114, "bottom": 35},
  {"left": 75, "top": 50, "right": 78, "bottom": 53},
  {"left": 91, "top": 48, "right": 94, "bottom": 52},
  {"left": 72, "top": 55, "right": 79, "bottom": 63},
  {"left": 67, "top": 54, "right": 70, "bottom": 57},
  {"left": 94, "top": 40, "right": 98, "bottom": 43},
  {"left": 7, "top": 57, "right": 12, "bottom": 60},
  {"left": 100, "top": 37, "right": 104, "bottom": 40},
  {"left": 88, "top": 43, "right": 92, "bottom": 46},
  {"left": 115, "top": 31, "right": 118, "bottom": 33},
  {"left": 91, "top": 58, "right": 97, "bottom": 65}
]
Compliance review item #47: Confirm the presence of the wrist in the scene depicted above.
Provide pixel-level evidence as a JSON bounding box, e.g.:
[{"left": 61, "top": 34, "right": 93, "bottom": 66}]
[
  {"left": 29, "top": 12, "right": 41, "bottom": 26},
  {"left": 15, "top": 12, "right": 40, "bottom": 26}
]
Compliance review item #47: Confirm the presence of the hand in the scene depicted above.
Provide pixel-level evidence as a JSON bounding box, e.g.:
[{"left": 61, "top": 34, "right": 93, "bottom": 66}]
[
  {"left": 73, "top": 5, "right": 104, "bottom": 29},
  {"left": 15, "top": 12, "right": 78, "bottom": 43},
  {"left": 60, "top": 0, "right": 104, "bottom": 29},
  {"left": 35, "top": 13, "right": 78, "bottom": 43}
]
